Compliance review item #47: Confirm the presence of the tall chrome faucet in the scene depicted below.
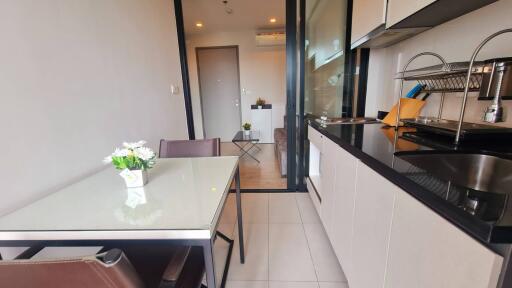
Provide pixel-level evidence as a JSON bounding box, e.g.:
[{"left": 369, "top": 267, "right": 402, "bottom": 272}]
[
  {"left": 483, "top": 63, "right": 507, "bottom": 123},
  {"left": 455, "top": 28, "right": 512, "bottom": 144}
]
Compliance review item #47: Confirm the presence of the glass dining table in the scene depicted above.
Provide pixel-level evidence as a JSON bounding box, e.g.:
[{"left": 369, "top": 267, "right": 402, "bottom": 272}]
[{"left": 0, "top": 156, "right": 245, "bottom": 288}]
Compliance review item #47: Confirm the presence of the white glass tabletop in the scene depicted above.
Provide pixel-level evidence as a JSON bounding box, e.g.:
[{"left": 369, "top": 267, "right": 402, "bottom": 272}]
[{"left": 0, "top": 157, "right": 239, "bottom": 239}]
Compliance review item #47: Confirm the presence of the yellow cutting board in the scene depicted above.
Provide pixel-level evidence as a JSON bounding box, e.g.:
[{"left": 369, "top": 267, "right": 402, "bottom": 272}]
[{"left": 382, "top": 98, "right": 426, "bottom": 127}]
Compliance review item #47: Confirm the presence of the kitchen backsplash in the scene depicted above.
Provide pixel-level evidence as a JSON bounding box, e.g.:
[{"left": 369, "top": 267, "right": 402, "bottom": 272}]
[
  {"left": 420, "top": 92, "right": 512, "bottom": 127},
  {"left": 365, "top": 0, "right": 512, "bottom": 127}
]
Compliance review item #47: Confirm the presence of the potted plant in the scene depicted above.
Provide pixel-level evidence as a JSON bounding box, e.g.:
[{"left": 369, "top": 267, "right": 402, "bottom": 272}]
[
  {"left": 256, "top": 97, "right": 266, "bottom": 109},
  {"left": 242, "top": 122, "right": 252, "bottom": 136},
  {"left": 104, "top": 141, "right": 156, "bottom": 188}
]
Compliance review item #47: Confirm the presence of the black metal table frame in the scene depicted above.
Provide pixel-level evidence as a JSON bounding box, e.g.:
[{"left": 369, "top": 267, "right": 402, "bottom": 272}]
[
  {"left": 232, "top": 140, "right": 261, "bottom": 163},
  {"left": 0, "top": 167, "right": 245, "bottom": 288}
]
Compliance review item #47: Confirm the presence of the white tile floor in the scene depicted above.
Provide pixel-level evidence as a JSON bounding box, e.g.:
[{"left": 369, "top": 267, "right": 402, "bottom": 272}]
[{"left": 215, "top": 193, "right": 349, "bottom": 288}]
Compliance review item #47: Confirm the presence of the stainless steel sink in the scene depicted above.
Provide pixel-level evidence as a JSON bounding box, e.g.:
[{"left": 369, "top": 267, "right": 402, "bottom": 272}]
[{"left": 397, "top": 152, "right": 512, "bottom": 194}]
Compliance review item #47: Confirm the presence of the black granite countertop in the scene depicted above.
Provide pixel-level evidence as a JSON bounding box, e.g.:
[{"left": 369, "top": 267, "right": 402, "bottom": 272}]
[{"left": 308, "top": 120, "right": 512, "bottom": 245}]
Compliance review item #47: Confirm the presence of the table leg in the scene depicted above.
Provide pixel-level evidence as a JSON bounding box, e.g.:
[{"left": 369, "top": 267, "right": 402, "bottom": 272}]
[
  {"left": 232, "top": 141, "right": 249, "bottom": 156},
  {"left": 252, "top": 142, "right": 261, "bottom": 151},
  {"left": 203, "top": 238, "right": 217, "bottom": 288},
  {"left": 235, "top": 167, "right": 245, "bottom": 263},
  {"left": 232, "top": 141, "right": 260, "bottom": 163}
]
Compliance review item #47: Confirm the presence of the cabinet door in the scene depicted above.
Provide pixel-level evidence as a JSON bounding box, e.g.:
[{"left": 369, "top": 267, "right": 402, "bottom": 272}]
[
  {"left": 351, "top": 162, "right": 396, "bottom": 288},
  {"left": 385, "top": 191, "right": 503, "bottom": 288},
  {"left": 386, "top": 0, "right": 436, "bottom": 27},
  {"left": 319, "top": 137, "right": 338, "bottom": 237},
  {"left": 330, "top": 147, "right": 358, "bottom": 281},
  {"left": 250, "top": 109, "right": 272, "bottom": 143},
  {"left": 352, "top": 0, "right": 387, "bottom": 44},
  {"left": 308, "top": 125, "right": 323, "bottom": 195},
  {"left": 308, "top": 124, "right": 324, "bottom": 151}
]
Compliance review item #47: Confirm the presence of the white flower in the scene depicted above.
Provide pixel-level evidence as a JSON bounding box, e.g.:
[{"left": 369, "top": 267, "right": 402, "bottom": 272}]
[
  {"left": 103, "top": 155, "right": 113, "bottom": 163},
  {"left": 123, "top": 140, "right": 146, "bottom": 149},
  {"left": 112, "top": 148, "right": 130, "bottom": 157},
  {"left": 134, "top": 147, "right": 155, "bottom": 161}
]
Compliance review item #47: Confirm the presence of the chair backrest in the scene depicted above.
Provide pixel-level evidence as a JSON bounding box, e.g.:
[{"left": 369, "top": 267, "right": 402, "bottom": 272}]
[
  {"left": 159, "top": 138, "right": 221, "bottom": 158},
  {"left": 0, "top": 249, "right": 144, "bottom": 288}
]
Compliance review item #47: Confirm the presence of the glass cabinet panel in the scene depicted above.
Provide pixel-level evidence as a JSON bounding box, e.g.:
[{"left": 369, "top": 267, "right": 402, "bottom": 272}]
[{"left": 305, "top": 0, "right": 349, "bottom": 118}]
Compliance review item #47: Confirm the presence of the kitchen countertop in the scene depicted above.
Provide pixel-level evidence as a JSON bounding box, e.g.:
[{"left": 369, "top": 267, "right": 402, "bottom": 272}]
[{"left": 308, "top": 120, "right": 512, "bottom": 244}]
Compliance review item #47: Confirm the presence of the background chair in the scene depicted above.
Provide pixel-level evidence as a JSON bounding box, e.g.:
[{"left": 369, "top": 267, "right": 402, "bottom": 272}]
[{"left": 159, "top": 138, "right": 220, "bottom": 158}]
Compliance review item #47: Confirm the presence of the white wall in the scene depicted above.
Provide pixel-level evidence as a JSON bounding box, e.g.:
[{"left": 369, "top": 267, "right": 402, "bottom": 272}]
[
  {"left": 186, "top": 31, "right": 287, "bottom": 139},
  {"left": 0, "top": 0, "right": 188, "bottom": 215},
  {"left": 366, "top": 0, "right": 512, "bottom": 127}
]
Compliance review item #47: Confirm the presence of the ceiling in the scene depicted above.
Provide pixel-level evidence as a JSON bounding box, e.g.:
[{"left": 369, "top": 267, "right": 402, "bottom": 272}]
[{"left": 182, "top": 0, "right": 286, "bottom": 35}]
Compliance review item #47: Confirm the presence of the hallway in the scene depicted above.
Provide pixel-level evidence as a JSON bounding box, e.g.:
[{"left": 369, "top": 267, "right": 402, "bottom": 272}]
[
  {"left": 216, "top": 193, "right": 349, "bottom": 288},
  {"left": 222, "top": 143, "right": 287, "bottom": 190}
]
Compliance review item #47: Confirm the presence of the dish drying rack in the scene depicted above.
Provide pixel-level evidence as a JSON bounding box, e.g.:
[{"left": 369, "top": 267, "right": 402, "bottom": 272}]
[
  {"left": 393, "top": 28, "right": 512, "bottom": 144},
  {"left": 397, "top": 61, "right": 485, "bottom": 93}
]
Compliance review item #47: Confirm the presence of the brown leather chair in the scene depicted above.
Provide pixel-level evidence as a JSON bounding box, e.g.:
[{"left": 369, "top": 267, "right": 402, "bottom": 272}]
[
  {"left": 0, "top": 249, "right": 144, "bottom": 288},
  {"left": 0, "top": 246, "right": 205, "bottom": 288},
  {"left": 159, "top": 138, "right": 221, "bottom": 158}
]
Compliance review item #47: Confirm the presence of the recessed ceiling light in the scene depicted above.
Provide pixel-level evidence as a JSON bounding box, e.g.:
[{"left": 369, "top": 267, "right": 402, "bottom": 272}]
[
  {"left": 196, "top": 22, "right": 203, "bottom": 28},
  {"left": 269, "top": 18, "right": 277, "bottom": 23}
]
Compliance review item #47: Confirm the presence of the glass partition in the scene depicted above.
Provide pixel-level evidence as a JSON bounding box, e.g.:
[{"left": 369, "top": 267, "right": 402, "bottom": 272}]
[{"left": 305, "top": 0, "right": 349, "bottom": 118}]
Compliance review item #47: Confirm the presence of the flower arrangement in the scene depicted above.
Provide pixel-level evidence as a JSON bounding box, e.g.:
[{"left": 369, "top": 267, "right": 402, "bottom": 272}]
[
  {"left": 256, "top": 97, "right": 266, "bottom": 106},
  {"left": 104, "top": 141, "right": 156, "bottom": 171},
  {"left": 104, "top": 141, "right": 156, "bottom": 188},
  {"left": 242, "top": 123, "right": 251, "bottom": 131}
]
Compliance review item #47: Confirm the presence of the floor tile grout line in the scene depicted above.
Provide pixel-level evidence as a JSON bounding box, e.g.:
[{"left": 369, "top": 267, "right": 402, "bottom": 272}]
[
  {"left": 295, "top": 193, "right": 305, "bottom": 225},
  {"left": 301, "top": 222, "right": 320, "bottom": 283},
  {"left": 296, "top": 193, "right": 320, "bottom": 283}
]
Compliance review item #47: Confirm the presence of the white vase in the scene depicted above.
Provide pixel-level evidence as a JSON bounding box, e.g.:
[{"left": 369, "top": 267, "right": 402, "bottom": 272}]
[
  {"left": 120, "top": 169, "right": 148, "bottom": 188},
  {"left": 257, "top": 105, "right": 262, "bottom": 109},
  {"left": 244, "top": 130, "right": 251, "bottom": 136}
]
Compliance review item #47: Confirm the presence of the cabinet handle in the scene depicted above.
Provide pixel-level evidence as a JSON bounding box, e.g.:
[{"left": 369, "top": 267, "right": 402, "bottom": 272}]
[{"left": 319, "top": 153, "right": 322, "bottom": 175}]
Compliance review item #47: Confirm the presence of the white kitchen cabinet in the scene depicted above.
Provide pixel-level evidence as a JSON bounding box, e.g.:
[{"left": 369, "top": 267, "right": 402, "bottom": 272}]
[
  {"left": 308, "top": 125, "right": 324, "bottom": 151},
  {"left": 386, "top": 0, "right": 436, "bottom": 28},
  {"left": 308, "top": 125, "right": 323, "bottom": 206},
  {"left": 319, "top": 137, "right": 339, "bottom": 238},
  {"left": 351, "top": 0, "right": 387, "bottom": 43},
  {"left": 306, "top": 125, "right": 505, "bottom": 288},
  {"left": 330, "top": 147, "right": 359, "bottom": 281},
  {"left": 385, "top": 191, "right": 503, "bottom": 288},
  {"left": 350, "top": 162, "right": 396, "bottom": 288},
  {"left": 307, "top": 124, "right": 338, "bottom": 232}
]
